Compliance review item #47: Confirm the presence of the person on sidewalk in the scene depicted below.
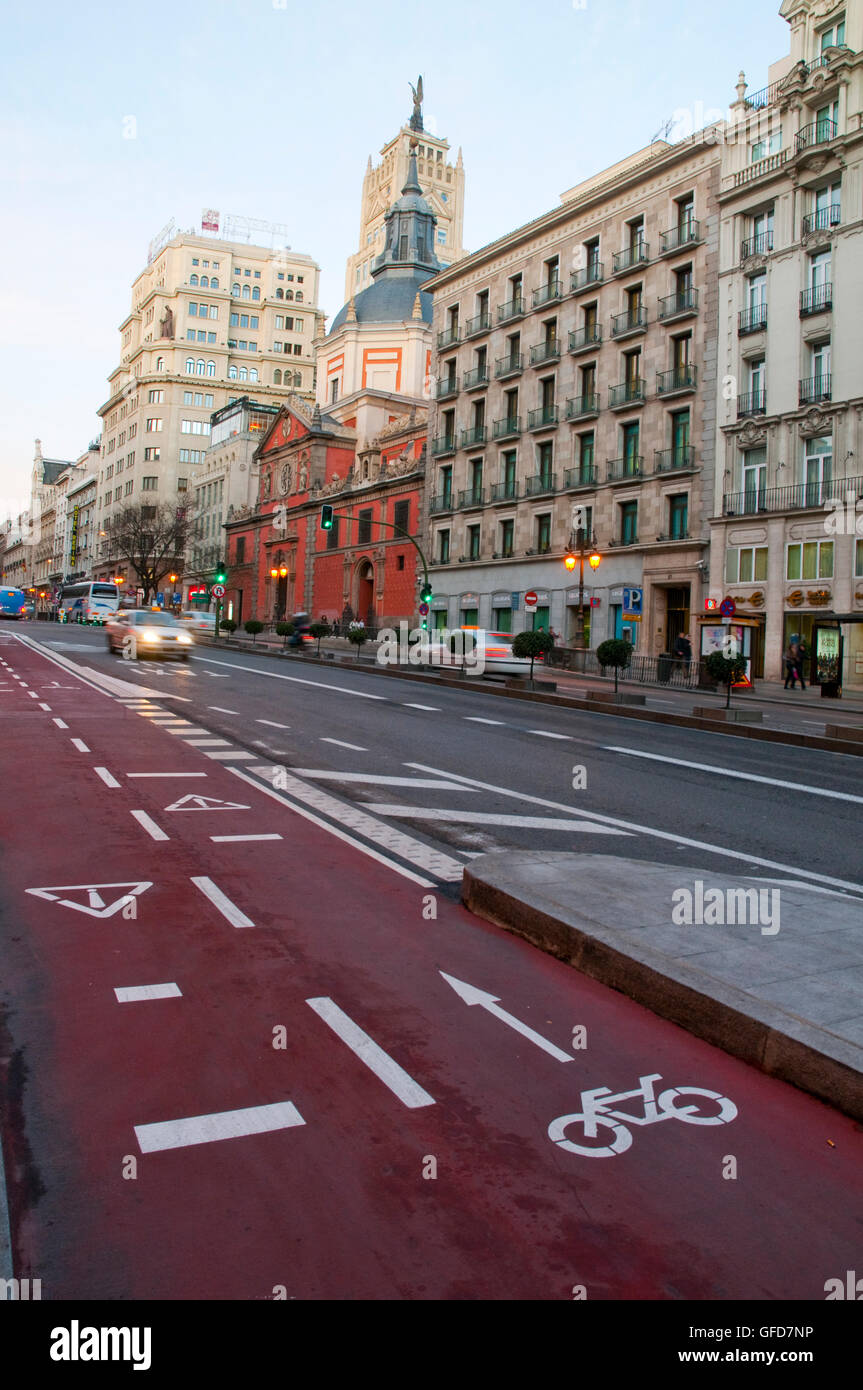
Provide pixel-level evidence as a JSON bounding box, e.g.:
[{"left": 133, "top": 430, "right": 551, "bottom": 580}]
[
  {"left": 785, "top": 641, "right": 801, "bottom": 689},
  {"left": 794, "top": 639, "right": 808, "bottom": 691},
  {"left": 673, "top": 632, "right": 692, "bottom": 672}
]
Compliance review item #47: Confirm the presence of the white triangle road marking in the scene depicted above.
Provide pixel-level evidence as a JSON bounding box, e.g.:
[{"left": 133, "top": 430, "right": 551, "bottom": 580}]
[
  {"left": 26, "top": 881, "right": 153, "bottom": 918},
  {"left": 164, "top": 794, "right": 250, "bottom": 812}
]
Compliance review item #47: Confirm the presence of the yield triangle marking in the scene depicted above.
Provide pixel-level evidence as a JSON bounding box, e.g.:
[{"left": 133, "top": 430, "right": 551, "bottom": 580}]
[
  {"left": 163, "top": 794, "right": 250, "bottom": 812},
  {"left": 26, "top": 881, "right": 153, "bottom": 918}
]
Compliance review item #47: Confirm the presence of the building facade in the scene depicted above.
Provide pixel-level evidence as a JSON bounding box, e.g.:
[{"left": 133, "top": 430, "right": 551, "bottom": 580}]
[
  {"left": 709, "top": 0, "right": 863, "bottom": 685},
  {"left": 423, "top": 136, "right": 722, "bottom": 649},
  {"left": 188, "top": 396, "right": 280, "bottom": 586}
]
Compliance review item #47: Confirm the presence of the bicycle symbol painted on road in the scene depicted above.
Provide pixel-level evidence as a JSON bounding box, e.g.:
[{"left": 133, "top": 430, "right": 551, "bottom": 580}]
[{"left": 548, "top": 1072, "right": 737, "bottom": 1158}]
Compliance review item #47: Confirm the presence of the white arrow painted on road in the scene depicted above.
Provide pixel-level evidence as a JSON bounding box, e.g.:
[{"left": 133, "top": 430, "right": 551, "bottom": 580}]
[{"left": 439, "top": 972, "right": 573, "bottom": 1063}]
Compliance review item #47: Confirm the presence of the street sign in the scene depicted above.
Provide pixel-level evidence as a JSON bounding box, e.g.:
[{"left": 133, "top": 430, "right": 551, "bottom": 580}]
[
  {"left": 418, "top": 602, "right": 429, "bottom": 616},
  {"left": 623, "top": 586, "right": 643, "bottom": 617},
  {"left": 720, "top": 597, "right": 736, "bottom": 617},
  {"left": 524, "top": 590, "right": 538, "bottom": 612},
  {"left": 212, "top": 584, "right": 226, "bottom": 598}
]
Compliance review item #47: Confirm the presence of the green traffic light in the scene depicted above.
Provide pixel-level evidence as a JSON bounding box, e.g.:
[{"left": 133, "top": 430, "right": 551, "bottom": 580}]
[
  {"left": 420, "top": 582, "right": 433, "bottom": 603},
  {"left": 320, "top": 505, "right": 334, "bottom": 530}
]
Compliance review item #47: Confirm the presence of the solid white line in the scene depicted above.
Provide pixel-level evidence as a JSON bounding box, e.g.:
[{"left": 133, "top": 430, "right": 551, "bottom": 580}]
[
  {"left": 365, "top": 806, "right": 630, "bottom": 833},
  {"left": 528, "top": 730, "right": 571, "bottom": 740},
  {"left": 39, "top": 703, "right": 51, "bottom": 711},
  {"left": 320, "top": 737, "right": 367, "bottom": 751},
  {"left": 289, "top": 771, "right": 478, "bottom": 790},
  {"left": 135, "top": 1100, "right": 305, "bottom": 1153},
  {"left": 208, "top": 706, "right": 240, "bottom": 715},
  {"left": 204, "top": 749, "right": 256, "bottom": 760},
  {"left": 256, "top": 719, "right": 291, "bottom": 729},
  {"left": 127, "top": 772, "right": 208, "bottom": 778},
  {"left": 603, "top": 746, "right": 863, "bottom": 805},
  {"left": 306, "top": 997, "right": 435, "bottom": 1109},
  {"left": 403, "top": 703, "right": 439, "bottom": 711},
  {"left": 191, "top": 875, "right": 254, "bottom": 927},
  {"left": 195, "top": 654, "right": 386, "bottom": 699},
  {"left": 70, "top": 738, "right": 90, "bottom": 753},
  {"left": 407, "top": 760, "right": 863, "bottom": 895},
  {"left": 229, "top": 766, "right": 440, "bottom": 888},
  {"left": 131, "top": 810, "right": 169, "bottom": 842},
  {"left": 210, "top": 833, "right": 283, "bottom": 842},
  {"left": 465, "top": 717, "right": 505, "bottom": 726},
  {"left": 115, "top": 983, "right": 182, "bottom": 1003},
  {"left": 94, "top": 766, "right": 121, "bottom": 788}
]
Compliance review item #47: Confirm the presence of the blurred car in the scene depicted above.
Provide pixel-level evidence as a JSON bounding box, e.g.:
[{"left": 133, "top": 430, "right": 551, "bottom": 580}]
[
  {"left": 419, "top": 627, "right": 541, "bottom": 678},
  {"left": 178, "top": 609, "right": 217, "bottom": 634},
  {"left": 105, "top": 609, "right": 194, "bottom": 661}
]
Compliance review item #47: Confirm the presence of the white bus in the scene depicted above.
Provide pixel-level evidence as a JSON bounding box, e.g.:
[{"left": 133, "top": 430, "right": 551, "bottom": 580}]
[{"left": 59, "top": 581, "right": 120, "bottom": 625}]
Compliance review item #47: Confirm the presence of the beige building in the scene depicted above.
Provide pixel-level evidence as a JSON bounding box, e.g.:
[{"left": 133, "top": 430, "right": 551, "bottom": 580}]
[
  {"left": 710, "top": 0, "right": 863, "bottom": 687},
  {"left": 423, "top": 136, "right": 722, "bottom": 651},
  {"left": 189, "top": 395, "right": 280, "bottom": 582},
  {"left": 94, "top": 228, "right": 325, "bottom": 581}
]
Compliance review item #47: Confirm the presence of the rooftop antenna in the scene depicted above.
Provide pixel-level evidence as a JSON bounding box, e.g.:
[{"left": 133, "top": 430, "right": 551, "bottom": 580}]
[{"left": 651, "top": 116, "right": 675, "bottom": 143}]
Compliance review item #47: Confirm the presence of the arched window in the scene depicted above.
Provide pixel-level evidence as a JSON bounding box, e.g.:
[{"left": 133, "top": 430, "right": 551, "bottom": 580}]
[
  {"left": 228, "top": 365, "right": 238, "bottom": 379},
  {"left": 276, "top": 288, "right": 284, "bottom": 300},
  {"left": 249, "top": 368, "right": 258, "bottom": 382},
  {"left": 252, "top": 286, "right": 260, "bottom": 301},
  {"left": 190, "top": 274, "right": 199, "bottom": 286},
  {"left": 196, "top": 358, "right": 205, "bottom": 375},
  {"left": 232, "top": 283, "right": 240, "bottom": 296},
  {"left": 210, "top": 276, "right": 219, "bottom": 289},
  {"left": 273, "top": 368, "right": 282, "bottom": 384},
  {"left": 207, "top": 361, "right": 215, "bottom": 377},
  {"left": 285, "top": 289, "right": 294, "bottom": 301},
  {"left": 239, "top": 366, "right": 248, "bottom": 381},
  {"left": 201, "top": 276, "right": 209, "bottom": 288},
  {"left": 295, "top": 291, "right": 303, "bottom": 302},
  {"left": 186, "top": 357, "right": 195, "bottom": 374},
  {"left": 156, "top": 356, "right": 164, "bottom": 371},
  {"left": 242, "top": 285, "right": 250, "bottom": 299},
  {"left": 293, "top": 372, "right": 302, "bottom": 387}
]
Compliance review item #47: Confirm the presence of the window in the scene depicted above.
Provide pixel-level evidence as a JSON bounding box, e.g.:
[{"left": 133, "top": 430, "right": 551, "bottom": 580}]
[
  {"left": 228, "top": 366, "right": 238, "bottom": 379},
  {"left": 468, "top": 524, "right": 481, "bottom": 560},
  {"left": 357, "top": 509, "right": 373, "bottom": 544},
  {"left": 177, "top": 478, "right": 188, "bottom": 492},
  {"left": 181, "top": 419, "right": 209, "bottom": 435},
  {"left": 145, "top": 418, "right": 162, "bottom": 431},
  {"left": 537, "top": 440, "right": 553, "bottom": 485},
  {"left": 179, "top": 449, "right": 203, "bottom": 464},
  {"left": 143, "top": 447, "right": 160, "bottom": 461},
  {"left": 189, "top": 303, "right": 199, "bottom": 317},
  {"left": 536, "top": 514, "right": 552, "bottom": 554},
  {"left": 190, "top": 274, "right": 198, "bottom": 286},
  {"left": 273, "top": 368, "right": 282, "bottom": 384},
  {"left": 856, "top": 538, "right": 863, "bottom": 577},
  {"left": 125, "top": 480, "right": 134, "bottom": 496},
  {"left": 148, "top": 389, "right": 164, "bottom": 404},
  {"left": 786, "top": 540, "right": 833, "bottom": 581},
  {"left": 820, "top": 16, "right": 846, "bottom": 50},
  {"left": 751, "top": 130, "right": 782, "bottom": 162},
  {"left": 293, "top": 344, "right": 302, "bottom": 356},
  {"left": 142, "top": 477, "right": 158, "bottom": 491},
  {"left": 393, "top": 499, "right": 410, "bottom": 534},
  {"left": 200, "top": 276, "right": 209, "bottom": 289},
  {"left": 620, "top": 500, "right": 638, "bottom": 545},
  {"left": 500, "top": 519, "right": 514, "bottom": 558},
  {"left": 186, "top": 357, "right": 195, "bottom": 373},
  {"left": 437, "top": 528, "right": 451, "bottom": 563},
  {"left": 252, "top": 287, "right": 260, "bottom": 301},
  {"left": 114, "top": 487, "right": 122, "bottom": 501},
  {"left": 207, "top": 360, "right": 215, "bottom": 376},
  {"left": 254, "top": 270, "right": 261, "bottom": 279},
  {"left": 741, "top": 446, "right": 766, "bottom": 509},
  {"left": 105, "top": 464, "right": 113, "bottom": 480},
  {"left": 725, "top": 545, "right": 768, "bottom": 583},
  {"left": 669, "top": 494, "right": 688, "bottom": 538},
  {"left": 211, "top": 277, "right": 218, "bottom": 288}
]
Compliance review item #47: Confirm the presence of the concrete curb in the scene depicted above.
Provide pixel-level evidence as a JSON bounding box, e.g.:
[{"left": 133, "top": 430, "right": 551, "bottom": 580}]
[
  {"left": 462, "top": 857, "right": 863, "bottom": 1122},
  {"left": 195, "top": 637, "right": 863, "bottom": 757}
]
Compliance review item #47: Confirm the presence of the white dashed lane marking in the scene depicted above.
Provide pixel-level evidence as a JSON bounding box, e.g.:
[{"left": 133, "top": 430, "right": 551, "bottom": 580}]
[
  {"left": 70, "top": 738, "right": 90, "bottom": 753},
  {"left": 320, "top": 738, "right": 367, "bottom": 751},
  {"left": 131, "top": 810, "right": 170, "bottom": 842},
  {"left": 94, "top": 767, "right": 121, "bottom": 789},
  {"left": 256, "top": 719, "right": 291, "bottom": 729},
  {"left": 208, "top": 706, "right": 240, "bottom": 715},
  {"left": 134, "top": 1101, "right": 305, "bottom": 1153},
  {"left": 191, "top": 876, "right": 254, "bottom": 928},
  {"left": 115, "top": 984, "right": 182, "bottom": 1003}
]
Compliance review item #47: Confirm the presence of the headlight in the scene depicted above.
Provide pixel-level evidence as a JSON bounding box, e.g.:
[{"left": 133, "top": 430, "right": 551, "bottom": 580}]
[
  {"left": 178, "top": 633, "right": 192, "bottom": 644},
  {"left": 140, "top": 627, "right": 162, "bottom": 642}
]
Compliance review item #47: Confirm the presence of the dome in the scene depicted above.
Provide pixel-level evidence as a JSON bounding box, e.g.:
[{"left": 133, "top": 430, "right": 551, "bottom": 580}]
[{"left": 330, "top": 275, "right": 434, "bottom": 332}]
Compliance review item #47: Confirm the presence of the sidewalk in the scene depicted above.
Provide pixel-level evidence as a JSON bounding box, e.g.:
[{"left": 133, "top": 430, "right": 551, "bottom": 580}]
[{"left": 463, "top": 851, "right": 863, "bottom": 1120}]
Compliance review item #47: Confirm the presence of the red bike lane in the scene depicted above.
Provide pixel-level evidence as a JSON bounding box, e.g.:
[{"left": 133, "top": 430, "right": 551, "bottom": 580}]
[{"left": 1, "top": 635, "right": 862, "bottom": 1300}]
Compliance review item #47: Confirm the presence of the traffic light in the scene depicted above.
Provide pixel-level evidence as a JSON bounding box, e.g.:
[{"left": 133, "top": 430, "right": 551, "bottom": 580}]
[
  {"left": 320, "top": 505, "right": 334, "bottom": 530},
  {"left": 419, "top": 580, "right": 433, "bottom": 603},
  {"left": 214, "top": 565, "right": 227, "bottom": 584}
]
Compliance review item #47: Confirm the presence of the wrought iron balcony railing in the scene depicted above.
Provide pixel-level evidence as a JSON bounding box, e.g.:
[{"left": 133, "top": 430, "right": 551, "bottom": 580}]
[
  {"left": 495, "top": 353, "right": 524, "bottom": 378},
  {"left": 658, "top": 288, "right": 698, "bottom": 320},
  {"left": 460, "top": 425, "right": 488, "bottom": 449},
  {"left": 802, "top": 205, "right": 841, "bottom": 236},
  {"left": 657, "top": 365, "right": 697, "bottom": 395},
  {"left": 533, "top": 277, "right": 562, "bottom": 308},
  {"left": 740, "top": 233, "right": 773, "bottom": 259},
  {"left": 612, "top": 241, "right": 649, "bottom": 273},
  {"left": 739, "top": 304, "right": 768, "bottom": 334},
  {"left": 463, "top": 366, "right": 489, "bottom": 391},
  {"left": 799, "top": 374, "right": 831, "bottom": 404},
  {"left": 737, "top": 390, "right": 767, "bottom": 417},
  {"left": 607, "top": 456, "right": 645, "bottom": 482},
  {"left": 654, "top": 445, "right": 696, "bottom": 473},
  {"left": 609, "top": 378, "right": 646, "bottom": 407},
  {"left": 659, "top": 220, "right": 701, "bottom": 254},
  {"left": 525, "top": 473, "right": 557, "bottom": 496},
  {"left": 465, "top": 311, "right": 492, "bottom": 337},
  {"left": 437, "top": 326, "right": 461, "bottom": 350},
  {"left": 569, "top": 325, "right": 602, "bottom": 352},
  {"left": 800, "top": 283, "right": 832, "bottom": 315},
  {"left": 490, "top": 481, "right": 519, "bottom": 502},
  {"left": 492, "top": 416, "right": 522, "bottom": 440},
  {"left": 497, "top": 296, "right": 525, "bottom": 323},
  {"left": 796, "top": 118, "right": 838, "bottom": 152},
  {"left": 722, "top": 476, "right": 863, "bottom": 516},
  {"left": 529, "top": 339, "right": 561, "bottom": 365},
  {"left": 435, "top": 377, "right": 459, "bottom": 400},
  {"left": 564, "top": 463, "right": 598, "bottom": 489},
  {"left": 431, "top": 435, "right": 456, "bottom": 456},
  {"left": 458, "top": 488, "right": 486, "bottom": 509},
  {"left": 527, "top": 405, "right": 559, "bottom": 430},
  {"left": 566, "top": 393, "right": 601, "bottom": 419},
  {"left": 571, "top": 263, "right": 604, "bottom": 292},
  {"left": 611, "top": 306, "right": 648, "bottom": 337}
]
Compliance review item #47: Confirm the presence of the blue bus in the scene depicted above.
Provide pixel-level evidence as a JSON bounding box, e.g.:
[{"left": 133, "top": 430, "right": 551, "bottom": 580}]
[{"left": 0, "top": 587, "right": 28, "bottom": 619}]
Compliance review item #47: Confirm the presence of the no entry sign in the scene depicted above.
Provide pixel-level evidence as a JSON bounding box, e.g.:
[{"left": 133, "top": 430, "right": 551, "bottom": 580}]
[{"left": 524, "top": 590, "right": 538, "bottom": 612}]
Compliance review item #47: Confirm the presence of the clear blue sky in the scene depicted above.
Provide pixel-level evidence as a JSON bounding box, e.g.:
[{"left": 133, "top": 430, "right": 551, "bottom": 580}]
[{"left": 0, "top": 0, "right": 789, "bottom": 519}]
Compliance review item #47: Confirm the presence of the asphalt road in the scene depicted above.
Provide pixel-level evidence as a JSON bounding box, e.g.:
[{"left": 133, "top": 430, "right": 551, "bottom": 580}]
[{"left": 1, "top": 625, "right": 862, "bottom": 1301}]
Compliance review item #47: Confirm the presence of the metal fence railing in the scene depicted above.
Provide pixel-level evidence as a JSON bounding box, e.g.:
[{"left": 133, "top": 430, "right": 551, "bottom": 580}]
[{"left": 547, "top": 648, "right": 708, "bottom": 690}]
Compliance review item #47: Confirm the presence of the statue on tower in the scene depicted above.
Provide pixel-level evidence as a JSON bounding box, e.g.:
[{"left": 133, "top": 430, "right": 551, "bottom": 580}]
[{"left": 409, "top": 75, "right": 424, "bottom": 132}]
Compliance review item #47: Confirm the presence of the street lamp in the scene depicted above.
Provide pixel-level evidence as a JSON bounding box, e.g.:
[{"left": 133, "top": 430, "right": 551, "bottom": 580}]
[{"left": 564, "top": 528, "right": 601, "bottom": 649}]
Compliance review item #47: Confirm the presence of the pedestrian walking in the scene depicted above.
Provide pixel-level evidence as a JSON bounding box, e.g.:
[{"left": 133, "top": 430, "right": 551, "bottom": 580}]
[
  {"left": 673, "top": 632, "right": 692, "bottom": 671},
  {"left": 784, "top": 641, "right": 800, "bottom": 689},
  {"left": 795, "top": 639, "right": 808, "bottom": 691}
]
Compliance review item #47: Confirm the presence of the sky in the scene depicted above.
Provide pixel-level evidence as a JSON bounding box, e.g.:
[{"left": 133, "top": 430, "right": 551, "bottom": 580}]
[{"left": 0, "top": 0, "right": 790, "bottom": 520}]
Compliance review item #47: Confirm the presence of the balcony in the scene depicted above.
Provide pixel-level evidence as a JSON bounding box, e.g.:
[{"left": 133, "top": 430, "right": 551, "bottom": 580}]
[
  {"left": 533, "top": 277, "right": 562, "bottom": 308},
  {"left": 527, "top": 405, "right": 559, "bottom": 431},
  {"left": 564, "top": 463, "right": 598, "bottom": 490},
  {"left": 465, "top": 311, "right": 491, "bottom": 338},
  {"left": 493, "top": 416, "right": 522, "bottom": 440},
  {"left": 566, "top": 392, "right": 601, "bottom": 420},
  {"left": 569, "top": 325, "right": 602, "bottom": 354},
  {"left": 525, "top": 473, "right": 557, "bottom": 497},
  {"left": 437, "top": 325, "right": 461, "bottom": 350},
  {"left": 796, "top": 119, "right": 838, "bottom": 153},
  {"left": 799, "top": 374, "right": 832, "bottom": 405},
  {"left": 658, "top": 288, "right": 699, "bottom": 322},
  {"left": 737, "top": 390, "right": 767, "bottom": 417},
  {"left": 738, "top": 304, "right": 768, "bottom": 334},
  {"left": 571, "top": 263, "right": 604, "bottom": 293},
  {"left": 800, "top": 283, "right": 832, "bottom": 315},
  {"left": 495, "top": 353, "right": 524, "bottom": 379},
  {"left": 491, "top": 481, "right": 519, "bottom": 503},
  {"left": 657, "top": 364, "right": 698, "bottom": 397},
  {"left": 802, "top": 205, "right": 841, "bottom": 237},
  {"left": 611, "top": 306, "right": 648, "bottom": 339},
  {"left": 429, "top": 492, "right": 455, "bottom": 515},
  {"left": 740, "top": 233, "right": 773, "bottom": 260},
  {"left": 612, "top": 241, "right": 649, "bottom": 275},
  {"left": 654, "top": 445, "right": 696, "bottom": 473},
  {"left": 463, "top": 366, "right": 489, "bottom": 391},
  {"left": 458, "top": 488, "right": 486, "bottom": 510},
  {"left": 659, "top": 220, "right": 701, "bottom": 255},
  {"left": 431, "top": 434, "right": 456, "bottom": 457},
  {"left": 607, "top": 456, "right": 645, "bottom": 482},
  {"left": 497, "top": 296, "right": 525, "bottom": 324},
  {"left": 460, "top": 425, "right": 487, "bottom": 449},
  {"left": 435, "top": 376, "right": 459, "bottom": 400},
  {"left": 609, "top": 378, "right": 646, "bottom": 409},
  {"left": 722, "top": 476, "right": 863, "bottom": 516},
  {"left": 529, "top": 338, "right": 561, "bottom": 366}
]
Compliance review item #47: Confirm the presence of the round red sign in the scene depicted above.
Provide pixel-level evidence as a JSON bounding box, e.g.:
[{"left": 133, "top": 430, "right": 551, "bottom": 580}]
[{"left": 524, "top": 590, "right": 538, "bottom": 610}]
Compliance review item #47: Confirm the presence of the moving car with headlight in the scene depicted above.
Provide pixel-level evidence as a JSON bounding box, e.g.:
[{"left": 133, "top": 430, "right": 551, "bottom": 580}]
[
  {"left": 105, "top": 609, "right": 194, "bottom": 661},
  {"left": 419, "top": 627, "right": 542, "bottom": 678},
  {"left": 178, "top": 609, "right": 217, "bottom": 634}
]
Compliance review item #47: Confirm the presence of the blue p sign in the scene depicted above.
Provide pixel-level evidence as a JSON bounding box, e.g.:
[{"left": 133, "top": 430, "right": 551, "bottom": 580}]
[{"left": 623, "top": 587, "right": 643, "bottom": 616}]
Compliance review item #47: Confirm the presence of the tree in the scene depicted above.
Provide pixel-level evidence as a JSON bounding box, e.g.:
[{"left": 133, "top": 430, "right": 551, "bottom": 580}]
[
  {"left": 220, "top": 618, "right": 237, "bottom": 634},
  {"left": 347, "top": 620, "right": 369, "bottom": 660},
  {"left": 244, "top": 619, "right": 264, "bottom": 643},
  {"left": 512, "top": 629, "right": 555, "bottom": 682},
  {"left": 705, "top": 649, "right": 747, "bottom": 709},
  {"left": 309, "top": 619, "right": 330, "bottom": 655},
  {"left": 596, "top": 637, "right": 633, "bottom": 694},
  {"left": 275, "top": 621, "right": 294, "bottom": 650},
  {"left": 100, "top": 499, "right": 193, "bottom": 604}
]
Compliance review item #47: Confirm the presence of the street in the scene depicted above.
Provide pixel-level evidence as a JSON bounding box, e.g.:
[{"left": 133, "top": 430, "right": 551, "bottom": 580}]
[{"left": 1, "top": 626, "right": 862, "bottom": 1301}]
